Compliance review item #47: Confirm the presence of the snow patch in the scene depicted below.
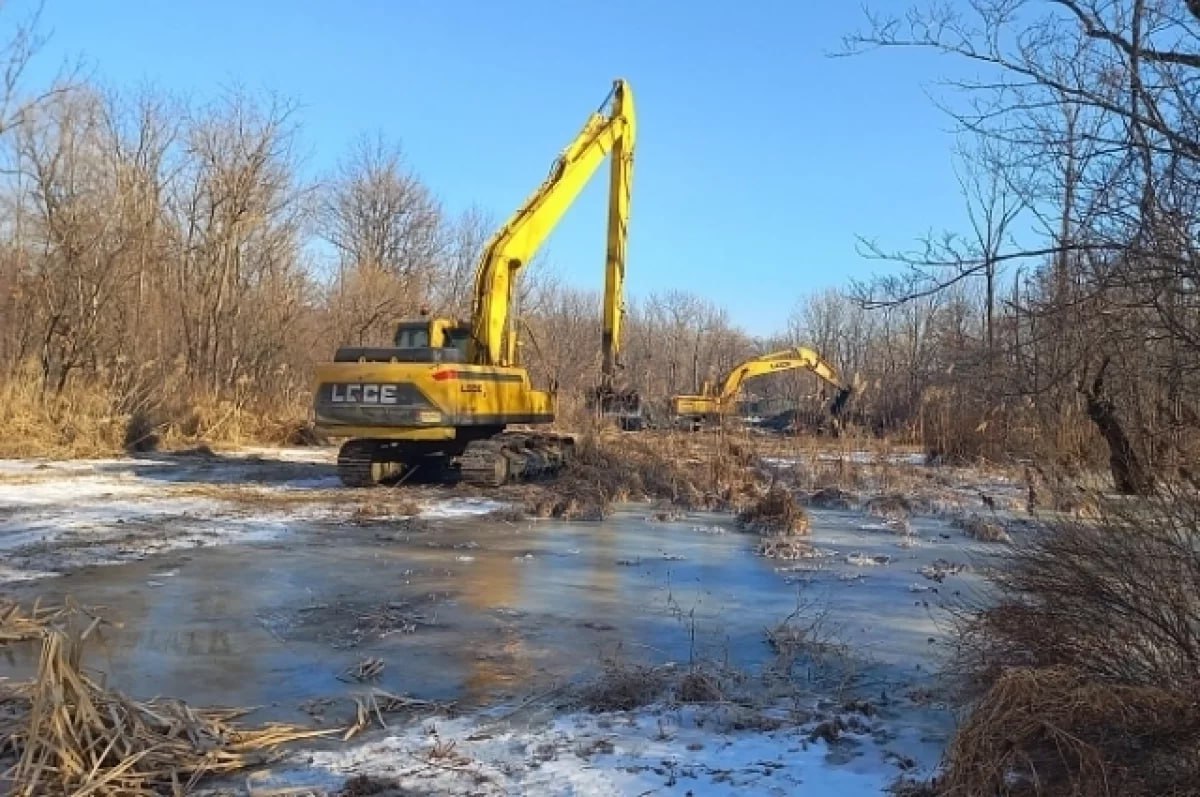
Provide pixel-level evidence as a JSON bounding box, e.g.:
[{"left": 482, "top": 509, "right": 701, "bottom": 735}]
[
  {"left": 419, "top": 497, "right": 508, "bottom": 518},
  {"left": 276, "top": 705, "right": 905, "bottom": 796}
]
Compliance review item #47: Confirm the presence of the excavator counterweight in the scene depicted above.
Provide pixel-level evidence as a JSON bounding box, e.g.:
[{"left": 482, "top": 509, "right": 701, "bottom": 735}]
[{"left": 312, "top": 79, "right": 638, "bottom": 486}]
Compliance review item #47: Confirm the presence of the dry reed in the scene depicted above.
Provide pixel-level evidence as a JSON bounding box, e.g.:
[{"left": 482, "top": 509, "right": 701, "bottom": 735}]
[{"left": 1, "top": 623, "right": 333, "bottom": 796}]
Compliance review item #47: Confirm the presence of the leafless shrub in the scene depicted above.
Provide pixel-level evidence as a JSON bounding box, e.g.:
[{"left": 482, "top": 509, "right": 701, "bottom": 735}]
[
  {"left": 676, "top": 669, "right": 725, "bottom": 704},
  {"left": 577, "top": 661, "right": 673, "bottom": 712},
  {"left": 940, "top": 492, "right": 1200, "bottom": 794}
]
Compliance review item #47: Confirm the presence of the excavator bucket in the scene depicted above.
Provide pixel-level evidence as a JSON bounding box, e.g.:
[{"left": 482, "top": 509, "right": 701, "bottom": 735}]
[
  {"left": 830, "top": 387, "right": 853, "bottom": 418},
  {"left": 587, "top": 385, "right": 646, "bottom": 431}
]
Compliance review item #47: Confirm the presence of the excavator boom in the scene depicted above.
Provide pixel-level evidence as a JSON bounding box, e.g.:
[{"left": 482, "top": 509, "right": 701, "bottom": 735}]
[{"left": 471, "top": 80, "right": 635, "bottom": 370}]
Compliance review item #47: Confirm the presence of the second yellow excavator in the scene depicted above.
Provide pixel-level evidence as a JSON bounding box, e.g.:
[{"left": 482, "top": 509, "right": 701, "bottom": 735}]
[
  {"left": 311, "top": 79, "right": 637, "bottom": 487},
  {"left": 671, "top": 347, "right": 851, "bottom": 430}
]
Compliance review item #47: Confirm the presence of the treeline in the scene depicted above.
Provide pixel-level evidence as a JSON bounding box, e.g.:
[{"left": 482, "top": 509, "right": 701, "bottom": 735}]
[
  {"left": 0, "top": 11, "right": 899, "bottom": 452},
  {"left": 3, "top": 2, "right": 1197, "bottom": 496}
]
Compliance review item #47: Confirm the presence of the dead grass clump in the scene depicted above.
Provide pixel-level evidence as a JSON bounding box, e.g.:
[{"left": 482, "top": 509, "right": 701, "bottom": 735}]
[
  {"left": 737, "top": 487, "right": 810, "bottom": 536},
  {"left": 578, "top": 661, "right": 672, "bottom": 712},
  {"left": 951, "top": 513, "right": 1011, "bottom": 543},
  {"left": 548, "top": 434, "right": 712, "bottom": 519},
  {"left": 648, "top": 503, "right": 686, "bottom": 523},
  {"left": 864, "top": 493, "right": 912, "bottom": 520},
  {"left": 348, "top": 499, "right": 421, "bottom": 524},
  {"left": 939, "top": 667, "right": 1200, "bottom": 796},
  {"left": 941, "top": 493, "right": 1200, "bottom": 795},
  {"left": 676, "top": 669, "right": 726, "bottom": 704},
  {"left": 3, "top": 626, "right": 331, "bottom": 796},
  {"left": 755, "top": 537, "right": 815, "bottom": 560},
  {"left": 485, "top": 506, "right": 528, "bottom": 523},
  {"left": 804, "top": 487, "right": 857, "bottom": 510}
]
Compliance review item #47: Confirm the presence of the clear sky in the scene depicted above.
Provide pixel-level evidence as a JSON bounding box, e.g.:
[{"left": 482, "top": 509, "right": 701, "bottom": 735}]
[{"left": 15, "top": 0, "right": 971, "bottom": 337}]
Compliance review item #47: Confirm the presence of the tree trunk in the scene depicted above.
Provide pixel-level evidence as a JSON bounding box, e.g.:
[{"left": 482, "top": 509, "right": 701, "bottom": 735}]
[{"left": 1082, "top": 359, "right": 1155, "bottom": 496}]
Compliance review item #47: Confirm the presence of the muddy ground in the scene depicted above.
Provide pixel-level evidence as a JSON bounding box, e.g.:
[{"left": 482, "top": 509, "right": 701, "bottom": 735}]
[{"left": 0, "top": 435, "right": 1033, "bottom": 795}]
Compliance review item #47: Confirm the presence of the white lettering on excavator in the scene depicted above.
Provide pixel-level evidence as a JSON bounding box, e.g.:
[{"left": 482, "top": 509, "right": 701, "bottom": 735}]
[{"left": 330, "top": 384, "right": 400, "bottom": 405}]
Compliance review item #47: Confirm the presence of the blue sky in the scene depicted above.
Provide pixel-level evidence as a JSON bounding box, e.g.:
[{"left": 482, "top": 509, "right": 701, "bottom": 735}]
[{"left": 16, "top": 0, "right": 972, "bottom": 337}]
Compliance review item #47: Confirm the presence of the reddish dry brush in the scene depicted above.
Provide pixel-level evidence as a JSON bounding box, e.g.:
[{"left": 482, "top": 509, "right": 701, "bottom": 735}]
[{"left": 938, "top": 491, "right": 1200, "bottom": 796}]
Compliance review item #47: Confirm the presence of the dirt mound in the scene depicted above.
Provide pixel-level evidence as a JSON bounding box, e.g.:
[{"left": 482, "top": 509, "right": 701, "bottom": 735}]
[
  {"left": 337, "top": 774, "right": 418, "bottom": 796},
  {"left": 513, "top": 433, "right": 772, "bottom": 520}
]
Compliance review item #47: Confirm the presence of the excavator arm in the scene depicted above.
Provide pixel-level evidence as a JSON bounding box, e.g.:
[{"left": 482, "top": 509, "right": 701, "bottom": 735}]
[
  {"left": 671, "top": 346, "right": 851, "bottom": 428},
  {"left": 716, "top": 347, "right": 845, "bottom": 404},
  {"left": 470, "top": 80, "right": 635, "bottom": 371}
]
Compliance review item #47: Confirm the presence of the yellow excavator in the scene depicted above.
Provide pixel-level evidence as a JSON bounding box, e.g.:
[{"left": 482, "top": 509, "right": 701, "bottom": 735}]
[
  {"left": 312, "top": 79, "right": 637, "bottom": 487},
  {"left": 670, "top": 347, "right": 851, "bottom": 431}
]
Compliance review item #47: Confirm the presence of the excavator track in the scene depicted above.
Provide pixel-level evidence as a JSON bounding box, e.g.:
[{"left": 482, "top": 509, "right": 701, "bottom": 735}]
[
  {"left": 458, "top": 432, "right": 575, "bottom": 487},
  {"left": 336, "top": 439, "right": 405, "bottom": 487}
]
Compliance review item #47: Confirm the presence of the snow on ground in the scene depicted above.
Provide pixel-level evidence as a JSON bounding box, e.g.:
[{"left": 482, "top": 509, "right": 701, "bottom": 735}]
[
  {"left": 422, "top": 496, "right": 509, "bottom": 518},
  {"left": 258, "top": 702, "right": 909, "bottom": 796},
  {"left": 0, "top": 450, "right": 512, "bottom": 583},
  {"left": 760, "top": 451, "right": 928, "bottom": 468}
]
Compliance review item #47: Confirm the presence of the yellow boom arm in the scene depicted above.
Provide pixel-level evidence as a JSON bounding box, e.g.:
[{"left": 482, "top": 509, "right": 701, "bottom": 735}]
[
  {"left": 714, "top": 347, "right": 845, "bottom": 403},
  {"left": 470, "top": 80, "right": 636, "bottom": 373},
  {"left": 673, "top": 346, "right": 849, "bottom": 421}
]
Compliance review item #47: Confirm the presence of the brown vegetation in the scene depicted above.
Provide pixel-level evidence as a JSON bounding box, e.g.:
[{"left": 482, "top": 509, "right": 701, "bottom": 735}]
[
  {"left": 512, "top": 431, "right": 772, "bottom": 519},
  {"left": 577, "top": 661, "right": 673, "bottom": 713},
  {"left": 737, "top": 487, "right": 810, "bottom": 536},
  {"left": 2, "top": 625, "right": 330, "bottom": 796},
  {"left": 938, "top": 495, "right": 1200, "bottom": 794}
]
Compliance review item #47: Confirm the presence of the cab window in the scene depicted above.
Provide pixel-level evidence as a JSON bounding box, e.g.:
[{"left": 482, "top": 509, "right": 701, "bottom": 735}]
[{"left": 394, "top": 326, "right": 430, "bottom": 349}]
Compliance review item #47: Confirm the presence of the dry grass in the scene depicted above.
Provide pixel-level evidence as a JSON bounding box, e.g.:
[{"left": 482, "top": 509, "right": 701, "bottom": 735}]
[
  {"left": 0, "top": 600, "right": 81, "bottom": 646},
  {"left": 934, "top": 492, "right": 1200, "bottom": 795},
  {"left": 577, "top": 661, "right": 674, "bottom": 712},
  {"left": 676, "top": 670, "right": 726, "bottom": 704},
  {"left": 939, "top": 667, "right": 1200, "bottom": 796},
  {"left": 514, "top": 431, "right": 767, "bottom": 520},
  {"left": 0, "top": 365, "right": 315, "bottom": 459},
  {"left": 950, "top": 513, "right": 1011, "bottom": 543},
  {"left": 737, "top": 487, "right": 810, "bottom": 536},
  {"left": 2, "top": 623, "right": 332, "bottom": 796}
]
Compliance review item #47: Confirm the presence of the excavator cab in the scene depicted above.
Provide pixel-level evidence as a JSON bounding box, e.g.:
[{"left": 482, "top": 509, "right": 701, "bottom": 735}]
[{"left": 330, "top": 318, "right": 470, "bottom": 365}]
